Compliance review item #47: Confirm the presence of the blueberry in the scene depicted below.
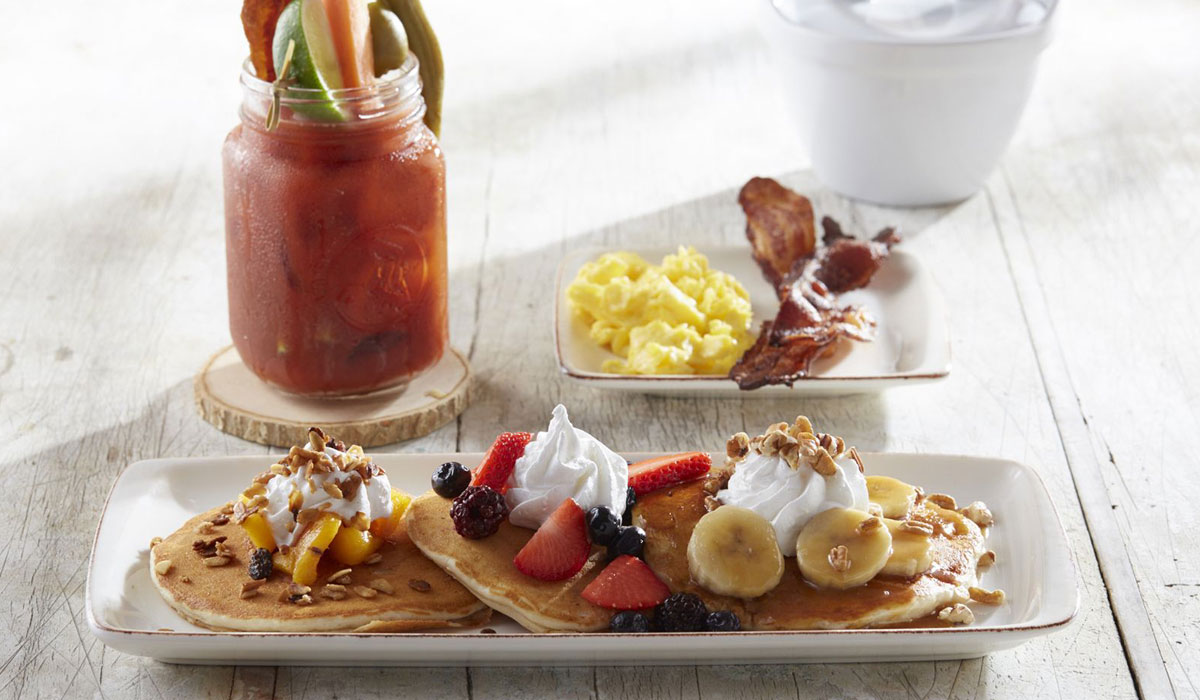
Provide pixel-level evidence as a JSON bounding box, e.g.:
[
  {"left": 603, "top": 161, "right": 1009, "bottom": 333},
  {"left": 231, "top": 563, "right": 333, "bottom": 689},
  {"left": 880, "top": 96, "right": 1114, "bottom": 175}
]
[
  {"left": 609, "top": 610, "right": 650, "bottom": 633},
  {"left": 432, "top": 461, "right": 471, "bottom": 499},
  {"left": 623, "top": 486, "right": 637, "bottom": 526},
  {"left": 608, "top": 525, "right": 645, "bottom": 559},
  {"left": 586, "top": 506, "right": 621, "bottom": 546},
  {"left": 705, "top": 610, "right": 741, "bottom": 632}
]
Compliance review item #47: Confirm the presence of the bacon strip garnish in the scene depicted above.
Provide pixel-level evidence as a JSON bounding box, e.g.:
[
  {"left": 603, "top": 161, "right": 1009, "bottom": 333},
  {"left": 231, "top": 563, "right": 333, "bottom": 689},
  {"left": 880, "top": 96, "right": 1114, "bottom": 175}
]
[
  {"left": 729, "top": 178, "right": 899, "bottom": 389},
  {"left": 241, "top": 0, "right": 291, "bottom": 81}
]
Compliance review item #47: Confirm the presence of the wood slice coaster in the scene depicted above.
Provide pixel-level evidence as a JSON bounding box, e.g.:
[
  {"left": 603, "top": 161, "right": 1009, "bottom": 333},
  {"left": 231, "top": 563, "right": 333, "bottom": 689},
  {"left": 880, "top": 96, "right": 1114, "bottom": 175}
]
[{"left": 194, "top": 345, "right": 471, "bottom": 447}]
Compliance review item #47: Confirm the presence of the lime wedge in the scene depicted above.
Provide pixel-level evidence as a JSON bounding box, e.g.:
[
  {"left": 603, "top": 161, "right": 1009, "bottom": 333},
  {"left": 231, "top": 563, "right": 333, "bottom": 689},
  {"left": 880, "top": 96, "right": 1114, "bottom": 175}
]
[
  {"left": 272, "top": 0, "right": 346, "bottom": 122},
  {"left": 368, "top": 2, "right": 409, "bottom": 76}
]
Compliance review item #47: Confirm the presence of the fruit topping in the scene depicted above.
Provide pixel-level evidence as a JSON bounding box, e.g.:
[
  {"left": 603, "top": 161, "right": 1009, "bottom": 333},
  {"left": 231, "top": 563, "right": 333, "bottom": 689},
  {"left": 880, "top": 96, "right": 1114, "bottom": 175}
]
[
  {"left": 653, "top": 593, "right": 708, "bottom": 632},
  {"left": 432, "top": 461, "right": 471, "bottom": 499},
  {"left": 586, "top": 505, "right": 621, "bottom": 547},
  {"left": 866, "top": 475, "right": 920, "bottom": 519},
  {"left": 368, "top": 1, "right": 408, "bottom": 75},
  {"left": 607, "top": 526, "right": 646, "bottom": 560},
  {"left": 328, "top": 524, "right": 383, "bottom": 565},
  {"left": 581, "top": 555, "right": 671, "bottom": 610},
  {"left": 368, "top": 487, "right": 412, "bottom": 542},
  {"left": 705, "top": 610, "right": 742, "bottom": 632},
  {"left": 274, "top": 513, "right": 343, "bottom": 585},
  {"left": 472, "top": 432, "right": 534, "bottom": 492},
  {"left": 514, "top": 499, "right": 590, "bottom": 582},
  {"left": 880, "top": 517, "right": 934, "bottom": 578},
  {"left": 623, "top": 486, "right": 636, "bottom": 525},
  {"left": 609, "top": 611, "right": 650, "bottom": 633},
  {"left": 627, "top": 452, "right": 712, "bottom": 496},
  {"left": 450, "top": 485, "right": 508, "bottom": 539},
  {"left": 687, "top": 506, "right": 784, "bottom": 599},
  {"left": 795, "top": 507, "right": 893, "bottom": 590},
  {"left": 241, "top": 0, "right": 291, "bottom": 80},
  {"left": 248, "top": 547, "right": 274, "bottom": 580}
]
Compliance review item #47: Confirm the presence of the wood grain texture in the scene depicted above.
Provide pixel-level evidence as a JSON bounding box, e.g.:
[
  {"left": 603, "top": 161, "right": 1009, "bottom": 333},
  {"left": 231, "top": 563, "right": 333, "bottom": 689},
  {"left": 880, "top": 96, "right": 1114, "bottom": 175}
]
[{"left": 0, "top": 0, "right": 1185, "bottom": 697}]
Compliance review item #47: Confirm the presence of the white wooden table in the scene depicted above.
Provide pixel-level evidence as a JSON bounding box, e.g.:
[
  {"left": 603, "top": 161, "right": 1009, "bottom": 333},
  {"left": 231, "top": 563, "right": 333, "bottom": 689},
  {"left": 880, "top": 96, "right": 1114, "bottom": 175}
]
[{"left": 1, "top": 0, "right": 1195, "bottom": 697}]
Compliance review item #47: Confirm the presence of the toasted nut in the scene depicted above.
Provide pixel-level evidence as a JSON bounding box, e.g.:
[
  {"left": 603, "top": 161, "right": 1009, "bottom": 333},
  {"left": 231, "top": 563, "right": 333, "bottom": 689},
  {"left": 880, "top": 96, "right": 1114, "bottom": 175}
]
[
  {"left": 828, "top": 545, "right": 851, "bottom": 572},
  {"left": 288, "top": 489, "right": 304, "bottom": 512},
  {"left": 210, "top": 515, "right": 230, "bottom": 526},
  {"left": 812, "top": 450, "right": 838, "bottom": 477},
  {"left": 270, "top": 463, "right": 291, "bottom": 476},
  {"left": 726, "top": 432, "right": 751, "bottom": 460},
  {"left": 779, "top": 442, "right": 801, "bottom": 470},
  {"left": 321, "top": 584, "right": 348, "bottom": 600},
  {"left": 968, "top": 587, "right": 1006, "bottom": 605},
  {"left": 363, "top": 552, "right": 383, "bottom": 565},
  {"left": 847, "top": 447, "right": 865, "bottom": 474},
  {"left": 288, "top": 583, "right": 311, "bottom": 596},
  {"left": 368, "top": 578, "right": 394, "bottom": 595},
  {"left": 220, "top": 502, "right": 236, "bottom": 515},
  {"left": 242, "top": 483, "right": 266, "bottom": 499},
  {"left": 154, "top": 559, "right": 173, "bottom": 575},
  {"left": 978, "top": 551, "right": 997, "bottom": 569},
  {"left": 704, "top": 495, "right": 721, "bottom": 512},
  {"left": 252, "top": 470, "right": 275, "bottom": 485},
  {"left": 352, "top": 585, "right": 378, "bottom": 599},
  {"left": 408, "top": 579, "right": 431, "bottom": 593},
  {"left": 293, "top": 594, "right": 315, "bottom": 606},
  {"left": 791, "top": 416, "right": 814, "bottom": 438},
  {"left": 899, "top": 520, "right": 934, "bottom": 536},
  {"left": 761, "top": 429, "right": 796, "bottom": 456},
  {"left": 938, "top": 604, "right": 975, "bottom": 625},
  {"left": 329, "top": 568, "right": 353, "bottom": 584},
  {"left": 240, "top": 580, "right": 264, "bottom": 599},
  {"left": 180, "top": 576, "right": 191, "bottom": 583},
  {"left": 926, "top": 493, "right": 957, "bottom": 510},
  {"left": 960, "top": 501, "right": 994, "bottom": 528},
  {"left": 307, "top": 427, "right": 327, "bottom": 452},
  {"left": 856, "top": 516, "right": 883, "bottom": 535},
  {"left": 323, "top": 482, "right": 344, "bottom": 499},
  {"left": 203, "top": 556, "right": 231, "bottom": 567}
]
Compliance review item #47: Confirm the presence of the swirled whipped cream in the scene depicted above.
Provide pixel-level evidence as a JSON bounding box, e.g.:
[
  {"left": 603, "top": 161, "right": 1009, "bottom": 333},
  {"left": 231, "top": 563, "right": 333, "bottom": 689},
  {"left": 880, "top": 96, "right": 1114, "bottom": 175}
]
[
  {"left": 260, "top": 438, "right": 393, "bottom": 547},
  {"left": 717, "top": 419, "right": 868, "bottom": 557},
  {"left": 506, "top": 404, "right": 628, "bottom": 530}
]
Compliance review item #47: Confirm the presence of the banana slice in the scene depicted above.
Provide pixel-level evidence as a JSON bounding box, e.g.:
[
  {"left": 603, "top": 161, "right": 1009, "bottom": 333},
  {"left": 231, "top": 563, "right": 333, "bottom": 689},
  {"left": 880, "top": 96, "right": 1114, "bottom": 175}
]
[
  {"left": 880, "top": 518, "right": 934, "bottom": 578},
  {"left": 795, "top": 508, "right": 893, "bottom": 589},
  {"left": 866, "top": 475, "right": 919, "bottom": 519},
  {"left": 687, "top": 506, "right": 784, "bottom": 599}
]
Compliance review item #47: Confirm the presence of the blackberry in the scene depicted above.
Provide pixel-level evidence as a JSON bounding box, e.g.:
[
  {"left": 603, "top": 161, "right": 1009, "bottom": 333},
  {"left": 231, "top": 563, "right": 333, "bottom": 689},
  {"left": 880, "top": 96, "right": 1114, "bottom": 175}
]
[
  {"left": 607, "top": 526, "right": 645, "bottom": 560},
  {"left": 609, "top": 611, "right": 650, "bottom": 633},
  {"left": 654, "top": 593, "right": 708, "bottom": 632},
  {"left": 586, "top": 505, "right": 621, "bottom": 546},
  {"left": 248, "top": 548, "right": 273, "bottom": 580},
  {"left": 623, "top": 486, "right": 637, "bottom": 526},
  {"left": 450, "top": 486, "right": 508, "bottom": 539},
  {"left": 705, "top": 610, "right": 741, "bottom": 632},
  {"left": 432, "top": 461, "right": 472, "bottom": 499}
]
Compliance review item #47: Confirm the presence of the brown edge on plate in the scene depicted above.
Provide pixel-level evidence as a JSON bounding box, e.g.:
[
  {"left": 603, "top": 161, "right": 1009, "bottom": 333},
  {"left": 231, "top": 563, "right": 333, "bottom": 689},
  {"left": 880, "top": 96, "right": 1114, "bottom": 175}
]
[
  {"left": 192, "top": 345, "right": 472, "bottom": 448},
  {"left": 552, "top": 247, "right": 953, "bottom": 387},
  {"left": 86, "top": 452, "right": 1077, "bottom": 643}
]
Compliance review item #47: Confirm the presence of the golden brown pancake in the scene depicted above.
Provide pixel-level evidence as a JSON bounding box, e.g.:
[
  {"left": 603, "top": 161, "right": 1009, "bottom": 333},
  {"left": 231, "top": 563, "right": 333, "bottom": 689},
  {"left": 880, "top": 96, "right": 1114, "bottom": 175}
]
[
  {"left": 405, "top": 491, "right": 612, "bottom": 633},
  {"left": 151, "top": 506, "right": 489, "bottom": 632},
  {"left": 635, "top": 479, "right": 986, "bottom": 630}
]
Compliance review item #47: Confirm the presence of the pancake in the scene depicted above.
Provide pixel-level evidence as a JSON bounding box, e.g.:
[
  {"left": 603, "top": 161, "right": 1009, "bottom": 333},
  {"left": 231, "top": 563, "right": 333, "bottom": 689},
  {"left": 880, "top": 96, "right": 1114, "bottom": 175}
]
[
  {"left": 634, "top": 479, "right": 987, "bottom": 630},
  {"left": 151, "top": 505, "right": 489, "bottom": 632},
  {"left": 405, "top": 491, "right": 612, "bottom": 633}
]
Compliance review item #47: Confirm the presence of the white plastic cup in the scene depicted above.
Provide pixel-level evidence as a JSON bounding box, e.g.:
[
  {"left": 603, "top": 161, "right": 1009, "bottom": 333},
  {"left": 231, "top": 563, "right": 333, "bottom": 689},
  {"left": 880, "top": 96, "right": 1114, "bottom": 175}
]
[{"left": 757, "top": 0, "right": 1057, "bottom": 207}]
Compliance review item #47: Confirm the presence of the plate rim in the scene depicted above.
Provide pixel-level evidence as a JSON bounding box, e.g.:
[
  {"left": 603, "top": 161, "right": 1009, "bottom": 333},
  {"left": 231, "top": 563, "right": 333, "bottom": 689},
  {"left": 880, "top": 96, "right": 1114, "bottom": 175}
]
[
  {"left": 87, "top": 452, "right": 1078, "bottom": 645},
  {"left": 552, "top": 245, "right": 952, "bottom": 387}
]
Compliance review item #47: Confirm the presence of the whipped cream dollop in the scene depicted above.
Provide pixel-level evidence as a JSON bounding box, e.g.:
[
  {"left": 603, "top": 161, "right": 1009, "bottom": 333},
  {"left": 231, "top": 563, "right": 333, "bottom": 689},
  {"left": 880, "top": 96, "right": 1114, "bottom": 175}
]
[
  {"left": 262, "top": 442, "right": 393, "bottom": 547},
  {"left": 506, "top": 404, "right": 628, "bottom": 530},
  {"left": 718, "top": 449, "right": 868, "bottom": 557}
]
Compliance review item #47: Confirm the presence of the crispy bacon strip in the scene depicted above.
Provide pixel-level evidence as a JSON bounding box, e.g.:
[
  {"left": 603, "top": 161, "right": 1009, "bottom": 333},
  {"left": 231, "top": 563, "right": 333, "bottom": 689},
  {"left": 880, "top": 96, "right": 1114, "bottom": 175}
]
[
  {"left": 729, "top": 178, "right": 900, "bottom": 389},
  {"left": 739, "top": 177, "right": 816, "bottom": 288},
  {"left": 241, "top": 0, "right": 290, "bottom": 81}
]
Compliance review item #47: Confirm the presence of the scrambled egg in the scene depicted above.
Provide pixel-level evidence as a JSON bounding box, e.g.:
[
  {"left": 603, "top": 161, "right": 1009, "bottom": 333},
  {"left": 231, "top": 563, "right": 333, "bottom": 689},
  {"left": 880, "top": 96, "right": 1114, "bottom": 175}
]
[{"left": 566, "top": 247, "right": 754, "bottom": 375}]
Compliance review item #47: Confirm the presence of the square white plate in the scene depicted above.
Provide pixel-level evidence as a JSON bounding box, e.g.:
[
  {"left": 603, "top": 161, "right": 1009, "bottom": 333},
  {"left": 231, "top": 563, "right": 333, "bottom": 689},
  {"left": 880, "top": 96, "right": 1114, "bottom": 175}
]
[
  {"left": 87, "top": 452, "right": 1076, "bottom": 665},
  {"left": 555, "top": 246, "right": 950, "bottom": 396}
]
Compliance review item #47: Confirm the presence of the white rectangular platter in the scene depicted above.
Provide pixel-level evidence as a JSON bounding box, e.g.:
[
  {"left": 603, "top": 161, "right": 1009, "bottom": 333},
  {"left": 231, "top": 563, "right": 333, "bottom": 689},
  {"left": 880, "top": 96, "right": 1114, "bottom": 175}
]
[
  {"left": 87, "top": 452, "right": 1076, "bottom": 666},
  {"left": 555, "top": 245, "right": 950, "bottom": 396}
]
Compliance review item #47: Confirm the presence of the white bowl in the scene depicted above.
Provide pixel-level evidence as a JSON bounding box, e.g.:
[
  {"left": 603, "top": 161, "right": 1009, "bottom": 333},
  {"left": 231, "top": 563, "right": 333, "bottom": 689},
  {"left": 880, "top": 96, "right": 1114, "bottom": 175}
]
[{"left": 757, "top": 0, "right": 1057, "bottom": 206}]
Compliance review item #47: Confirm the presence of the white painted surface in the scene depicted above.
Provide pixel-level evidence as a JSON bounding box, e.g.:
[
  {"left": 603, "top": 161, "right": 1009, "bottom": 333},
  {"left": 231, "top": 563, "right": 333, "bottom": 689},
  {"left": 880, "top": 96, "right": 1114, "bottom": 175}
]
[{"left": 1, "top": 0, "right": 1190, "bottom": 696}]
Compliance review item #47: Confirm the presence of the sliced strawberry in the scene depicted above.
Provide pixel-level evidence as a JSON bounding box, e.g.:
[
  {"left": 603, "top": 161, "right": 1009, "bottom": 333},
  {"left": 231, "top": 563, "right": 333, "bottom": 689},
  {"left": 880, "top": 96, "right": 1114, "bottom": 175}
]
[
  {"left": 627, "top": 452, "right": 712, "bottom": 496},
  {"left": 581, "top": 555, "right": 670, "bottom": 610},
  {"left": 513, "top": 498, "right": 590, "bottom": 581},
  {"left": 472, "top": 431, "right": 533, "bottom": 492}
]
